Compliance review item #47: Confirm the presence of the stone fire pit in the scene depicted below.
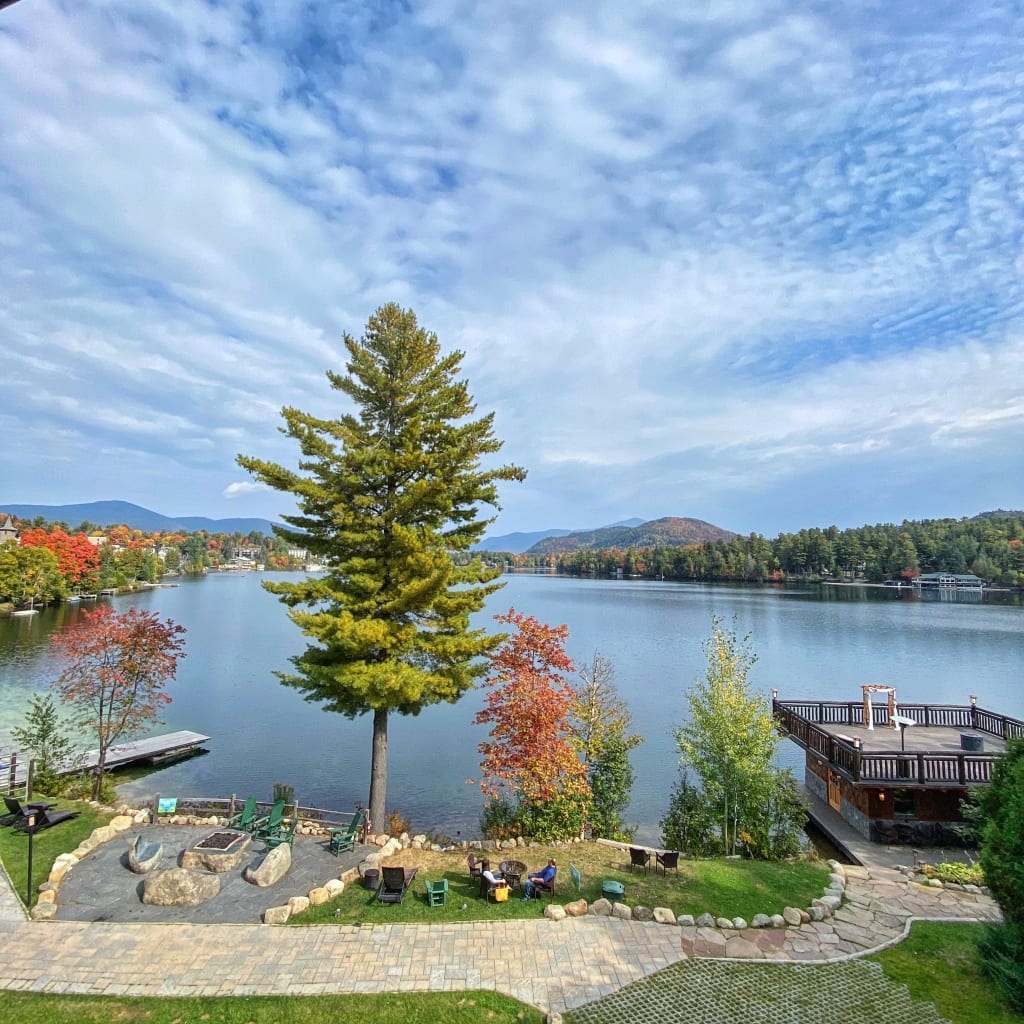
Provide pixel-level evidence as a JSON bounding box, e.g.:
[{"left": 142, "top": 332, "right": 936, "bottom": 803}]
[{"left": 180, "top": 829, "right": 252, "bottom": 873}]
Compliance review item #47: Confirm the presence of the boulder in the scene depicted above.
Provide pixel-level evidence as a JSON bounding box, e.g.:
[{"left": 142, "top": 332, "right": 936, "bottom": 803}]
[
  {"left": 770, "top": 914, "right": 786, "bottom": 928},
  {"left": 324, "top": 879, "right": 346, "bottom": 898},
  {"left": 31, "top": 903, "right": 58, "bottom": 921},
  {"left": 589, "top": 898, "right": 613, "bottom": 917},
  {"left": 799, "top": 909, "right": 811, "bottom": 924},
  {"left": 612, "top": 902, "right": 632, "bottom": 920},
  {"left": 715, "top": 917, "right": 733, "bottom": 929},
  {"left": 288, "top": 895, "right": 310, "bottom": 916},
  {"left": 244, "top": 844, "right": 291, "bottom": 887},
  {"left": 653, "top": 907, "right": 676, "bottom": 925},
  {"left": 695, "top": 912, "right": 716, "bottom": 928},
  {"left": 544, "top": 904, "right": 567, "bottom": 921},
  {"left": 90, "top": 825, "right": 117, "bottom": 845},
  {"left": 47, "top": 854, "right": 78, "bottom": 885},
  {"left": 108, "top": 815, "right": 134, "bottom": 833},
  {"left": 677, "top": 914, "right": 696, "bottom": 927},
  {"left": 808, "top": 906, "right": 826, "bottom": 922},
  {"left": 827, "top": 872, "right": 846, "bottom": 889},
  {"left": 633, "top": 906, "right": 654, "bottom": 923},
  {"left": 127, "top": 837, "right": 163, "bottom": 875},
  {"left": 263, "top": 905, "right": 291, "bottom": 925},
  {"left": 782, "top": 906, "right": 803, "bottom": 927},
  {"left": 35, "top": 889, "right": 57, "bottom": 905},
  {"left": 564, "top": 899, "right": 588, "bottom": 917},
  {"left": 751, "top": 914, "right": 772, "bottom": 928},
  {"left": 308, "top": 887, "right": 331, "bottom": 906},
  {"left": 731, "top": 917, "right": 748, "bottom": 930},
  {"left": 143, "top": 868, "right": 221, "bottom": 907}
]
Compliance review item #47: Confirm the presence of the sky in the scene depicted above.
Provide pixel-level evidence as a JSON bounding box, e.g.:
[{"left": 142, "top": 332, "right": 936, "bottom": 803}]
[{"left": 1, "top": 0, "right": 1022, "bottom": 539}]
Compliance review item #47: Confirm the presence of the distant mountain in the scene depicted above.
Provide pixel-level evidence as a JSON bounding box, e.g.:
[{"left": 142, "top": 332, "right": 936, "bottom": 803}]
[
  {"left": 973, "top": 509, "right": 1024, "bottom": 520},
  {"left": 477, "top": 518, "right": 645, "bottom": 554},
  {"left": 0, "top": 501, "right": 278, "bottom": 536},
  {"left": 527, "top": 516, "right": 736, "bottom": 555}
]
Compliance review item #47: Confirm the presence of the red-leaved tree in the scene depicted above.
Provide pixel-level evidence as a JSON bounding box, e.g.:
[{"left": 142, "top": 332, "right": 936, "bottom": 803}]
[
  {"left": 52, "top": 606, "right": 186, "bottom": 798},
  {"left": 19, "top": 528, "right": 100, "bottom": 593},
  {"left": 475, "top": 609, "right": 590, "bottom": 840}
]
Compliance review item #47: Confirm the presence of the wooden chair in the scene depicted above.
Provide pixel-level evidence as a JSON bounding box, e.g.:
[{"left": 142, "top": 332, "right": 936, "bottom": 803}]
[
  {"left": 329, "top": 811, "right": 362, "bottom": 855},
  {"left": 467, "top": 853, "right": 483, "bottom": 882},
  {"left": 253, "top": 799, "right": 286, "bottom": 843},
  {"left": 227, "top": 796, "right": 258, "bottom": 833},
  {"left": 628, "top": 846, "right": 651, "bottom": 873},
  {"left": 531, "top": 868, "right": 557, "bottom": 898},
  {"left": 424, "top": 878, "right": 448, "bottom": 907},
  {"left": 264, "top": 816, "right": 298, "bottom": 850},
  {"left": 656, "top": 850, "right": 680, "bottom": 875}
]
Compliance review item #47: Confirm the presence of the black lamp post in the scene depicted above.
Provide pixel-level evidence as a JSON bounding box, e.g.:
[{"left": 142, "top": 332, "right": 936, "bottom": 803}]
[{"left": 24, "top": 810, "right": 36, "bottom": 908}]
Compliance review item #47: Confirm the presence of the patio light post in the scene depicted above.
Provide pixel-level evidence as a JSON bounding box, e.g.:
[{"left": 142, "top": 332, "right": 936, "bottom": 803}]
[{"left": 24, "top": 810, "right": 36, "bottom": 908}]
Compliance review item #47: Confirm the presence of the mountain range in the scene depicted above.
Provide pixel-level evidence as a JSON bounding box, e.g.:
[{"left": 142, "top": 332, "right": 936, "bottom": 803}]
[
  {"left": 0, "top": 502, "right": 735, "bottom": 554},
  {"left": 0, "top": 500, "right": 278, "bottom": 537}
]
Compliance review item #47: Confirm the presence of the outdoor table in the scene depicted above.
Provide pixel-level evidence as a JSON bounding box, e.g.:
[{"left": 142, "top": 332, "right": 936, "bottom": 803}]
[
  {"left": 499, "top": 859, "right": 527, "bottom": 892},
  {"left": 602, "top": 879, "right": 625, "bottom": 903}
]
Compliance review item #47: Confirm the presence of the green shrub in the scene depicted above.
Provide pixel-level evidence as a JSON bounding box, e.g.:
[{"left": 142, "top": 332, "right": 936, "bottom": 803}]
[
  {"left": 480, "top": 797, "right": 521, "bottom": 840},
  {"left": 921, "top": 861, "right": 985, "bottom": 886},
  {"left": 518, "top": 790, "right": 586, "bottom": 842}
]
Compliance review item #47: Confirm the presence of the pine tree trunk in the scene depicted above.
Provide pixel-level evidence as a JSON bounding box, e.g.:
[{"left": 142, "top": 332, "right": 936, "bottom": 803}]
[{"left": 368, "top": 708, "right": 388, "bottom": 836}]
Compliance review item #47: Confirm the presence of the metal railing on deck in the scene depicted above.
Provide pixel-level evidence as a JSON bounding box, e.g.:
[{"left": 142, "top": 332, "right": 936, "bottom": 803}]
[{"left": 773, "top": 699, "right": 1022, "bottom": 787}]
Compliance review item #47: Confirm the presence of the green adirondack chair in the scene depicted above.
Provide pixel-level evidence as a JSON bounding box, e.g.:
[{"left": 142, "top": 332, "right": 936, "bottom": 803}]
[
  {"left": 264, "top": 816, "right": 298, "bottom": 850},
  {"left": 253, "top": 799, "right": 286, "bottom": 842},
  {"left": 328, "top": 810, "right": 362, "bottom": 856},
  {"left": 227, "top": 796, "right": 258, "bottom": 833}
]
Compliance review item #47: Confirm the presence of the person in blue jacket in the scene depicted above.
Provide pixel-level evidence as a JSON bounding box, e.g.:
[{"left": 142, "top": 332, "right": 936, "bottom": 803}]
[{"left": 522, "top": 858, "right": 556, "bottom": 900}]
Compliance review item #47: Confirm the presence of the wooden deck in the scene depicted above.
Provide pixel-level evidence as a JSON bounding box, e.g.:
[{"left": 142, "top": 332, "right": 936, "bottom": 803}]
[
  {"left": 1, "top": 731, "right": 211, "bottom": 793},
  {"left": 774, "top": 700, "right": 1021, "bottom": 788}
]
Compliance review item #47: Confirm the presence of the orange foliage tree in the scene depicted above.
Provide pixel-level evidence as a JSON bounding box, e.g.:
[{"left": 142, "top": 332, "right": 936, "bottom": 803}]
[
  {"left": 475, "top": 609, "right": 590, "bottom": 840},
  {"left": 19, "top": 528, "right": 100, "bottom": 593},
  {"left": 51, "top": 606, "right": 186, "bottom": 798}
]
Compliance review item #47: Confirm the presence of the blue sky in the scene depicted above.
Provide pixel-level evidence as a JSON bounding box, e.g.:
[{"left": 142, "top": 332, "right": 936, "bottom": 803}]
[{"left": 1, "top": 0, "right": 1022, "bottom": 537}]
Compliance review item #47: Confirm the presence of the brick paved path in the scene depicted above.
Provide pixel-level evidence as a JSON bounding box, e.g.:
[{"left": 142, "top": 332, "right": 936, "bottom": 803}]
[{"left": 0, "top": 855, "right": 1000, "bottom": 1016}]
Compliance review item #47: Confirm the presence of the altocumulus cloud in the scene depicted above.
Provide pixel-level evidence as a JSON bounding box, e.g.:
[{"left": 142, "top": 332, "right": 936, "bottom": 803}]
[{"left": 0, "top": 0, "right": 1021, "bottom": 532}]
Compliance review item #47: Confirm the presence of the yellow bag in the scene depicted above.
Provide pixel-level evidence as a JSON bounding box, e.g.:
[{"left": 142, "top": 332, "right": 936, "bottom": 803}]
[{"left": 494, "top": 885, "right": 509, "bottom": 902}]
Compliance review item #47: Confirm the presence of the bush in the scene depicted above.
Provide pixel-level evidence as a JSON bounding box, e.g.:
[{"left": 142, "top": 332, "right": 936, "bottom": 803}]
[
  {"left": 480, "top": 797, "right": 521, "bottom": 841},
  {"left": 518, "top": 791, "right": 586, "bottom": 842},
  {"left": 978, "top": 922, "right": 1024, "bottom": 1013},
  {"left": 62, "top": 772, "right": 117, "bottom": 804},
  {"left": 660, "top": 771, "right": 721, "bottom": 857},
  {"left": 920, "top": 861, "right": 985, "bottom": 886},
  {"left": 387, "top": 809, "right": 411, "bottom": 837}
]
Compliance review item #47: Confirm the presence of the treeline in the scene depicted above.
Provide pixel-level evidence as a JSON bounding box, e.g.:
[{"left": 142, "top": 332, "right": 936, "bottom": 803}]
[
  {"left": 471, "top": 513, "right": 1024, "bottom": 587},
  {"left": 0, "top": 517, "right": 306, "bottom": 607}
]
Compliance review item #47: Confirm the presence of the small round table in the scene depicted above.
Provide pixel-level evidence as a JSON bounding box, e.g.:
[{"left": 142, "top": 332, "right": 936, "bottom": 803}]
[
  {"left": 499, "top": 859, "right": 527, "bottom": 892},
  {"left": 602, "top": 880, "right": 625, "bottom": 903}
]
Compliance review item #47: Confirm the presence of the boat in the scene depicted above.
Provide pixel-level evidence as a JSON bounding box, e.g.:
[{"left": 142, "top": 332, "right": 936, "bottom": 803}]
[{"left": 11, "top": 608, "right": 39, "bottom": 617}]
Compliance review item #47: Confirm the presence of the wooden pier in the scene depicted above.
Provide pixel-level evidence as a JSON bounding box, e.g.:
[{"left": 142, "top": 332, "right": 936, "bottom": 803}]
[{"left": 1, "top": 731, "right": 211, "bottom": 794}]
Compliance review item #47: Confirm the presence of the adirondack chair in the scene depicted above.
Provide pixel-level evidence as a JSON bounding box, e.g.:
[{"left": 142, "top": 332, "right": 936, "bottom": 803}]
[
  {"left": 264, "top": 816, "right": 298, "bottom": 850},
  {"left": 253, "top": 799, "right": 286, "bottom": 842},
  {"left": 328, "top": 811, "right": 362, "bottom": 855},
  {"left": 227, "top": 796, "right": 258, "bottom": 833},
  {"left": 424, "top": 878, "right": 448, "bottom": 907}
]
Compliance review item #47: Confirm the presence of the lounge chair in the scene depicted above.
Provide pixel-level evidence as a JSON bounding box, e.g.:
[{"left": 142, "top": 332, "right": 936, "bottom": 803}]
[
  {"left": 628, "top": 846, "right": 651, "bottom": 873},
  {"left": 656, "top": 850, "right": 680, "bottom": 875},
  {"left": 3, "top": 796, "right": 56, "bottom": 828},
  {"left": 15, "top": 806, "right": 80, "bottom": 833},
  {"left": 227, "top": 796, "right": 258, "bottom": 833},
  {"left": 377, "top": 865, "right": 418, "bottom": 904},
  {"left": 329, "top": 811, "right": 362, "bottom": 856},
  {"left": 424, "top": 878, "right": 448, "bottom": 907}
]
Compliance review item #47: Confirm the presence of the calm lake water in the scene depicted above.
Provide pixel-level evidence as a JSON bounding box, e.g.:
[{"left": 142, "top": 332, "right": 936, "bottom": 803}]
[{"left": 1, "top": 573, "right": 1021, "bottom": 844}]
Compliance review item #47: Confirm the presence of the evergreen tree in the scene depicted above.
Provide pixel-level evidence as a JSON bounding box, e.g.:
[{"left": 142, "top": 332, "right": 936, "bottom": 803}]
[{"left": 238, "top": 304, "right": 524, "bottom": 832}]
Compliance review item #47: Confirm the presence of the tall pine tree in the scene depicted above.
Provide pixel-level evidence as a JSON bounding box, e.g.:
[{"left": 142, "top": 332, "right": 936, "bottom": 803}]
[{"left": 238, "top": 304, "right": 524, "bottom": 831}]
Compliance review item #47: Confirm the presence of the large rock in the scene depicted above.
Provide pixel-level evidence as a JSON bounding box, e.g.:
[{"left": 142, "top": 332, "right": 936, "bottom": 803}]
[
  {"left": 544, "top": 904, "right": 567, "bottom": 921},
  {"left": 695, "top": 912, "right": 716, "bottom": 928},
  {"left": 308, "top": 887, "right": 331, "bottom": 906},
  {"left": 324, "top": 879, "right": 346, "bottom": 898},
  {"left": 677, "top": 914, "right": 696, "bottom": 927},
  {"left": 589, "top": 897, "right": 613, "bottom": 916},
  {"left": 143, "top": 868, "right": 221, "bottom": 906},
  {"left": 47, "top": 854, "right": 78, "bottom": 885},
  {"left": 612, "top": 902, "right": 633, "bottom": 920},
  {"left": 128, "top": 837, "right": 162, "bottom": 875},
  {"left": 181, "top": 831, "right": 252, "bottom": 873},
  {"left": 564, "top": 899, "right": 588, "bottom": 917},
  {"left": 653, "top": 907, "right": 676, "bottom": 925},
  {"left": 782, "top": 906, "right": 803, "bottom": 927},
  {"left": 633, "top": 906, "right": 654, "bottom": 922},
  {"left": 287, "top": 895, "right": 310, "bottom": 916},
  {"left": 263, "top": 904, "right": 291, "bottom": 925},
  {"left": 244, "top": 843, "right": 291, "bottom": 887},
  {"left": 109, "top": 815, "right": 134, "bottom": 833},
  {"left": 751, "top": 914, "right": 772, "bottom": 928}
]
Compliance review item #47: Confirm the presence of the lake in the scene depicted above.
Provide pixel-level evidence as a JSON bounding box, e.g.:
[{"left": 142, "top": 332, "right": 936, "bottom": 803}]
[{"left": 1, "top": 573, "right": 1021, "bottom": 844}]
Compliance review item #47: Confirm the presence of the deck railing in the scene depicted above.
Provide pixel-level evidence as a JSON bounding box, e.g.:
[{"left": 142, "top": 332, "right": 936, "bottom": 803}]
[{"left": 773, "top": 699, "right": 1023, "bottom": 787}]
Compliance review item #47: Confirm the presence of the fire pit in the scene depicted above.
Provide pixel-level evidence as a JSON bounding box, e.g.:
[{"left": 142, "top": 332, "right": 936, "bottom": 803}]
[{"left": 181, "top": 829, "right": 252, "bottom": 872}]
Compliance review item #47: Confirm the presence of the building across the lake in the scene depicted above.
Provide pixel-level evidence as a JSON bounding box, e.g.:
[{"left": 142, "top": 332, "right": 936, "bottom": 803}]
[
  {"left": 774, "top": 687, "right": 1023, "bottom": 847},
  {"left": 913, "top": 572, "right": 984, "bottom": 590}
]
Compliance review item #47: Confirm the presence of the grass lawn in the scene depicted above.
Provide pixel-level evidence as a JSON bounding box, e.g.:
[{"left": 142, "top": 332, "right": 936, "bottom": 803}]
[
  {"left": 870, "top": 921, "right": 1022, "bottom": 1024},
  {"left": 0, "top": 991, "right": 544, "bottom": 1024},
  {"left": 0, "top": 799, "right": 109, "bottom": 908},
  {"left": 297, "top": 841, "right": 829, "bottom": 925}
]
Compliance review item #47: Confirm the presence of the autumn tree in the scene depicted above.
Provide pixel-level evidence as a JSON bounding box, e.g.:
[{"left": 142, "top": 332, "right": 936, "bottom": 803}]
[
  {"left": 570, "top": 652, "right": 642, "bottom": 841},
  {"left": 670, "top": 617, "right": 806, "bottom": 859},
  {"left": 0, "top": 542, "right": 62, "bottom": 608},
  {"left": 19, "top": 528, "right": 100, "bottom": 595},
  {"left": 476, "top": 610, "right": 590, "bottom": 840},
  {"left": 51, "top": 606, "right": 186, "bottom": 799},
  {"left": 238, "top": 303, "right": 524, "bottom": 832}
]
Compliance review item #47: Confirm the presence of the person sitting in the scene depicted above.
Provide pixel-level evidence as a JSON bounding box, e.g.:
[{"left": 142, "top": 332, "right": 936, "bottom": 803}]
[
  {"left": 479, "top": 859, "right": 506, "bottom": 897},
  {"left": 522, "top": 858, "right": 556, "bottom": 900}
]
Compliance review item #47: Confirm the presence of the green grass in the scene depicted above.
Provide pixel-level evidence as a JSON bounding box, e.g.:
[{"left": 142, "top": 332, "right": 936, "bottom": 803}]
[
  {"left": 297, "top": 843, "right": 829, "bottom": 925},
  {"left": 0, "top": 991, "right": 543, "bottom": 1024},
  {"left": 870, "top": 922, "right": 1023, "bottom": 1024},
  {"left": 0, "top": 799, "right": 108, "bottom": 908}
]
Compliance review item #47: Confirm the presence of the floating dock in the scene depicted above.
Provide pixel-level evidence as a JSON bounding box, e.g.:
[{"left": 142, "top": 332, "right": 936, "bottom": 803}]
[{"left": 1, "top": 731, "right": 211, "bottom": 793}]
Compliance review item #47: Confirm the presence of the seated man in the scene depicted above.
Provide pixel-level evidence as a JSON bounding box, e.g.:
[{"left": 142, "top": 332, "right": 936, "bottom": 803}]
[
  {"left": 522, "top": 858, "right": 556, "bottom": 900},
  {"left": 479, "top": 859, "right": 506, "bottom": 897}
]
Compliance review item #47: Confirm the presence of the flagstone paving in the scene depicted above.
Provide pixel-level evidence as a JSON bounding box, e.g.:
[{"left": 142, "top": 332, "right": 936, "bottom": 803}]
[{"left": 0, "top": 841, "right": 1001, "bottom": 1019}]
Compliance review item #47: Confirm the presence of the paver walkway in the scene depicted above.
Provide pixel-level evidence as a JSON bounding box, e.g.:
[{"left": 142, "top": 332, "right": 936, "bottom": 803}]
[{"left": 0, "top": 846, "right": 1000, "bottom": 1017}]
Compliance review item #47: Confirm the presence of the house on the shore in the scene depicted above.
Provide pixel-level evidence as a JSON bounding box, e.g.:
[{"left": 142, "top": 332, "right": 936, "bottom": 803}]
[
  {"left": 774, "top": 687, "right": 1023, "bottom": 846},
  {"left": 914, "top": 572, "right": 984, "bottom": 590},
  {"left": 0, "top": 515, "right": 19, "bottom": 545}
]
